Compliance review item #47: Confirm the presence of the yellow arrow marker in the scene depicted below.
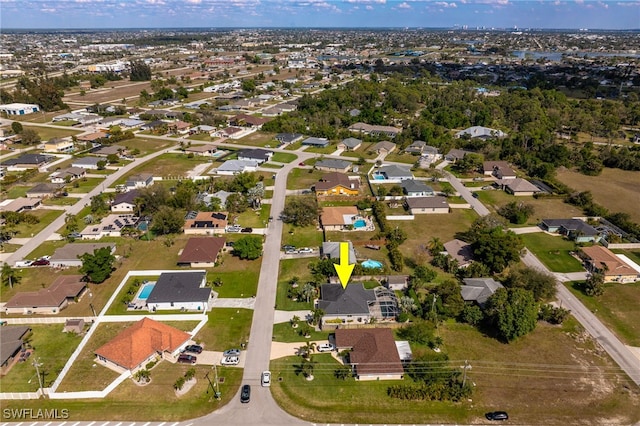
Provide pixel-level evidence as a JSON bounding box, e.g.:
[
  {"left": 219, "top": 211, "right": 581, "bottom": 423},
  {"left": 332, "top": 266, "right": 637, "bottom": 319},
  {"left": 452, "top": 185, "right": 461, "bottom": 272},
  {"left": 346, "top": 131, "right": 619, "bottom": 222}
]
[{"left": 333, "top": 242, "right": 355, "bottom": 289}]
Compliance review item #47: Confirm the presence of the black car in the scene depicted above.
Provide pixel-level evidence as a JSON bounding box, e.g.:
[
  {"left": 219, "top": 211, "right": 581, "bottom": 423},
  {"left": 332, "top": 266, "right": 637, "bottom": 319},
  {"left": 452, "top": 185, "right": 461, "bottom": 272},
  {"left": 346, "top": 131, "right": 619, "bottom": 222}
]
[
  {"left": 240, "top": 384, "right": 251, "bottom": 403},
  {"left": 241, "top": 227, "right": 253, "bottom": 233},
  {"left": 485, "top": 411, "right": 509, "bottom": 421},
  {"left": 177, "top": 354, "right": 197, "bottom": 364},
  {"left": 184, "top": 344, "right": 203, "bottom": 354}
]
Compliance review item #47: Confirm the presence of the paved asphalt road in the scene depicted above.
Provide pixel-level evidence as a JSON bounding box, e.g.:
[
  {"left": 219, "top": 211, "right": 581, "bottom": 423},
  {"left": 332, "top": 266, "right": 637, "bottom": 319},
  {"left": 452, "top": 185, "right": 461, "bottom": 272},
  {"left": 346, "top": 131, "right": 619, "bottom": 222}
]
[
  {"left": 522, "top": 249, "right": 640, "bottom": 386},
  {"left": 442, "top": 170, "right": 490, "bottom": 216}
]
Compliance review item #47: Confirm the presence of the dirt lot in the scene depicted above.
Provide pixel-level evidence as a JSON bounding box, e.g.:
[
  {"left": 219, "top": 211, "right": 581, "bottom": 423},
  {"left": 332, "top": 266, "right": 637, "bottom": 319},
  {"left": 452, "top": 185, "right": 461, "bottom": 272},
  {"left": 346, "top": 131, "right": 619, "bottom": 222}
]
[
  {"left": 65, "top": 81, "right": 153, "bottom": 104},
  {"left": 556, "top": 168, "right": 640, "bottom": 223}
]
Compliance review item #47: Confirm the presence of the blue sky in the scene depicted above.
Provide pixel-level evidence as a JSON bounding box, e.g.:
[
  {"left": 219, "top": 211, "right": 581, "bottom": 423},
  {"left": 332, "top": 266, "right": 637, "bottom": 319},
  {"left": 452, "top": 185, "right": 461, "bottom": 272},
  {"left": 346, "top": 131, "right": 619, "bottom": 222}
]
[{"left": 1, "top": 0, "right": 638, "bottom": 30}]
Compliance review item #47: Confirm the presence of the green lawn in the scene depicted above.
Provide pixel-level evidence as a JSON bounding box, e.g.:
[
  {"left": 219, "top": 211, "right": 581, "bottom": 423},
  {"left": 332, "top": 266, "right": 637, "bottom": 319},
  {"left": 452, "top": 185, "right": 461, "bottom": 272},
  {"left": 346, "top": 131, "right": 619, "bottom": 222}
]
[
  {"left": 10, "top": 209, "right": 64, "bottom": 238},
  {"left": 206, "top": 255, "right": 261, "bottom": 298},
  {"left": 385, "top": 152, "right": 419, "bottom": 164},
  {"left": 520, "top": 233, "right": 585, "bottom": 273},
  {"left": 304, "top": 145, "right": 336, "bottom": 154},
  {"left": 270, "top": 152, "right": 297, "bottom": 163},
  {"left": 281, "top": 223, "right": 323, "bottom": 249},
  {"left": 286, "top": 168, "right": 324, "bottom": 190},
  {"left": 24, "top": 125, "right": 81, "bottom": 140},
  {"left": 114, "top": 153, "right": 209, "bottom": 183},
  {"left": 231, "top": 205, "right": 271, "bottom": 228},
  {"left": 195, "top": 308, "right": 253, "bottom": 350},
  {"left": 565, "top": 281, "right": 640, "bottom": 346},
  {"left": 4, "top": 185, "right": 31, "bottom": 198},
  {"left": 0, "top": 325, "right": 84, "bottom": 392},
  {"left": 272, "top": 323, "right": 329, "bottom": 343},
  {"left": 66, "top": 177, "right": 105, "bottom": 193},
  {"left": 276, "top": 258, "right": 316, "bottom": 311}
]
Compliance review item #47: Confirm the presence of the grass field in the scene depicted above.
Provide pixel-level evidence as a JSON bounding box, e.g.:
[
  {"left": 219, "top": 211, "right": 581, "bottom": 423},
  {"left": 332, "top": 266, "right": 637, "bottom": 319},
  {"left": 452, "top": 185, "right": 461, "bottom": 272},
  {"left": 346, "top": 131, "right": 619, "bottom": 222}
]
[
  {"left": 24, "top": 125, "right": 81, "bottom": 140},
  {"left": 565, "top": 281, "right": 640, "bottom": 346},
  {"left": 270, "top": 152, "right": 298, "bottom": 163},
  {"left": 205, "top": 254, "right": 261, "bottom": 298},
  {"left": 66, "top": 177, "right": 105, "bottom": 193},
  {"left": 121, "top": 137, "right": 173, "bottom": 155},
  {"left": 520, "top": 233, "right": 585, "bottom": 273},
  {"left": 475, "top": 190, "right": 583, "bottom": 224},
  {"left": 276, "top": 258, "right": 316, "bottom": 311},
  {"left": 270, "top": 319, "right": 640, "bottom": 425},
  {"left": 272, "top": 323, "right": 330, "bottom": 342},
  {"left": 0, "top": 325, "right": 84, "bottom": 392},
  {"left": 10, "top": 209, "right": 64, "bottom": 238},
  {"left": 556, "top": 168, "right": 640, "bottom": 223},
  {"left": 114, "top": 153, "right": 208, "bottom": 183},
  {"left": 234, "top": 131, "right": 277, "bottom": 147},
  {"left": 281, "top": 223, "right": 323, "bottom": 249},
  {"left": 286, "top": 168, "right": 323, "bottom": 190},
  {"left": 195, "top": 308, "right": 253, "bottom": 351},
  {"left": 231, "top": 205, "right": 271, "bottom": 228}
]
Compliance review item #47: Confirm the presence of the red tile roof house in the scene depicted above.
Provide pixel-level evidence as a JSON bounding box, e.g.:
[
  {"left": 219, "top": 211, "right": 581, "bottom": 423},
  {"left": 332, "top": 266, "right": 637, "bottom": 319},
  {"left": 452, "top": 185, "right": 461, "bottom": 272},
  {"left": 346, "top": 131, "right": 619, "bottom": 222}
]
[
  {"left": 94, "top": 317, "right": 192, "bottom": 373},
  {"left": 334, "top": 328, "right": 405, "bottom": 381},
  {"left": 178, "top": 237, "right": 226, "bottom": 268},
  {"left": 4, "top": 275, "right": 87, "bottom": 315}
]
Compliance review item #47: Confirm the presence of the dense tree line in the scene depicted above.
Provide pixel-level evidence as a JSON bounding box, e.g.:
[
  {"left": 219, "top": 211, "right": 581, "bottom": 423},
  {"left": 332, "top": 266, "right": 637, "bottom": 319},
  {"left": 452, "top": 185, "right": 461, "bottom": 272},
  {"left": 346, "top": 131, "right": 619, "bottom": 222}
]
[{"left": 129, "top": 61, "right": 152, "bottom": 81}]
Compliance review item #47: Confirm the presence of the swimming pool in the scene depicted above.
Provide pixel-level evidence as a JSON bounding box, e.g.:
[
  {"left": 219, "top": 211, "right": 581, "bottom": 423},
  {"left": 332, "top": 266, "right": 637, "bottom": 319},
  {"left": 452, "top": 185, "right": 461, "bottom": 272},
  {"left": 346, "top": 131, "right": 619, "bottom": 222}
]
[
  {"left": 361, "top": 259, "right": 383, "bottom": 269},
  {"left": 354, "top": 219, "right": 367, "bottom": 229},
  {"left": 373, "top": 174, "right": 386, "bottom": 180},
  {"left": 138, "top": 283, "right": 155, "bottom": 300}
]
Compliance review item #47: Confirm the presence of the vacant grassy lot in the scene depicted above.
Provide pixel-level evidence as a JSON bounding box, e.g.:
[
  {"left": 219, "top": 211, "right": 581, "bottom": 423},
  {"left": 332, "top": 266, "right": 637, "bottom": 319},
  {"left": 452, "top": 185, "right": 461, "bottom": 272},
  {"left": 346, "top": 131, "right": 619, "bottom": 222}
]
[
  {"left": 121, "top": 137, "right": 173, "bottom": 155},
  {"left": 281, "top": 223, "right": 323, "bottom": 249},
  {"left": 270, "top": 319, "right": 640, "bottom": 425},
  {"left": 195, "top": 308, "right": 253, "bottom": 351},
  {"left": 11, "top": 209, "right": 64, "bottom": 238},
  {"left": 565, "top": 281, "right": 640, "bottom": 346},
  {"left": 272, "top": 323, "right": 330, "bottom": 343},
  {"left": 475, "top": 190, "right": 583, "bottom": 224},
  {"left": 271, "top": 152, "right": 297, "bottom": 163},
  {"left": 520, "top": 233, "right": 585, "bottom": 273},
  {"left": 385, "top": 152, "right": 419, "bottom": 164},
  {"left": 235, "top": 131, "right": 277, "bottom": 147},
  {"left": 66, "top": 177, "right": 105, "bottom": 193},
  {"left": 557, "top": 168, "right": 640, "bottom": 223},
  {"left": 206, "top": 254, "right": 261, "bottom": 298},
  {"left": 24, "top": 125, "right": 81, "bottom": 140},
  {"left": 305, "top": 145, "right": 337, "bottom": 154},
  {"left": 286, "top": 168, "right": 324, "bottom": 190},
  {"left": 231, "top": 205, "right": 271, "bottom": 228},
  {"left": 4, "top": 185, "right": 31, "bottom": 198},
  {"left": 64, "top": 81, "right": 153, "bottom": 105},
  {"left": 0, "top": 325, "right": 84, "bottom": 392},
  {"left": 14, "top": 361, "right": 242, "bottom": 420},
  {"left": 276, "top": 258, "right": 316, "bottom": 311},
  {"left": 114, "top": 153, "right": 208, "bottom": 183}
]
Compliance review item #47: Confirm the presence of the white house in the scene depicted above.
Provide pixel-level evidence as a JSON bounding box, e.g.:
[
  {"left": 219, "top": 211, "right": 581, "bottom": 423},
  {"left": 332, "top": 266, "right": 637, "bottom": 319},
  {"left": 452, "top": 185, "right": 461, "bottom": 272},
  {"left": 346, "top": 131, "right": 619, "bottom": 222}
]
[
  {"left": 146, "top": 271, "right": 213, "bottom": 312},
  {"left": 0, "top": 103, "right": 40, "bottom": 116}
]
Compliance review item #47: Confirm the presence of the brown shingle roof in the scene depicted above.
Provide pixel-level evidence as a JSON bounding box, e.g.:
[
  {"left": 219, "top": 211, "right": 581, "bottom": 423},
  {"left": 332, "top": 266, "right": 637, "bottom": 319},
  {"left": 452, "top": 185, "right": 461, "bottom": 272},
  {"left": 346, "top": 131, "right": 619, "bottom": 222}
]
[
  {"left": 5, "top": 275, "right": 86, "bottom": 309},
  {"left": 581, "top": 246, "right": 637, "bottom": 277},
  {"left": 320, "top": 206, "right": 359, "bottom": 226},
  {"left": 334, "top": 328, "right": 404, "bottom": 376},
  {"left": 184, "top": 211, "right": 228, "bottom": 230},
  {"left": 315, "top": 172, "right": 360, "bottom": 192},
  {"left": 178, "top": 237, "right": 226, "bottom": 264},
  {"left": 95, "top": 317, "right": 191, "bottom": 370}
]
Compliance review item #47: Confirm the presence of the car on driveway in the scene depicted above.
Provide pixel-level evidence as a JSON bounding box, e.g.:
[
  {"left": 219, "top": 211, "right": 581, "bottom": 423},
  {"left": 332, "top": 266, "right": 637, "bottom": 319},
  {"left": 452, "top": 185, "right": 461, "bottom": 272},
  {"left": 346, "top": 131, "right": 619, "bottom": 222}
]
[
  {"left": 282, "top": 245, "right": 296, "bottom": 251},
  {"left": 261, "top": 371, "right": 271, "bottom": 387},
  {"left": 31, "top": 259, "right": 50, "bottom": 266},
  {"left": 241, "top": 227, "right": 253, "bottom": 233},
  {"left": 223, "top": 348, "right": 241, "bottom": 357},
  {"left": 177, "top": 354, "right": 197, "bottom": 364},
  {"left": 184, "top": 344, "right": 203, "bottom": 354},
  {"left": 485, "top": 411, "right": 509, "bottom": 421},
  {"left": 240, "top": 384, "right": 251, "bottom": 403},
  {"left": 317, "top": 343, "right": 334, "bottom": 352},
  {"left": 297, "top": 247, "right": 313, "bottom": 254},
  {"left": 298, "top": 162, "right": 305, "bottom": 166},
  {"left": 226, "top": 225, "right": 242, "bottom": 233},
  {"left": 221, "top": 356, "right": 239, "bottom": 365}
]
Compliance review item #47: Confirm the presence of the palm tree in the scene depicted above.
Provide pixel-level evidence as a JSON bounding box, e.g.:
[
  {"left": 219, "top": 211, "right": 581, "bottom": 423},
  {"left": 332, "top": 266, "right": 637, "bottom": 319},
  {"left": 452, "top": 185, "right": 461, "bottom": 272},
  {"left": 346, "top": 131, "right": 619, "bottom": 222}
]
[
  {"left": 301, "top": 341, "right": 316, "bottom": 360},
  {"left": 427, "top": 237, "right": 444, "bottom": 255},
  {"left": 1, "top": 263, "right": 21, "bottom": 289},
  {"left": 300, "top": 282, "right": 316, "bottom": 303},
  {"left": 290, "top": 315, "right": 300, "bottom": 328},
  {"left": 301, "top": 358, "right": 316, "bottom": 380}
]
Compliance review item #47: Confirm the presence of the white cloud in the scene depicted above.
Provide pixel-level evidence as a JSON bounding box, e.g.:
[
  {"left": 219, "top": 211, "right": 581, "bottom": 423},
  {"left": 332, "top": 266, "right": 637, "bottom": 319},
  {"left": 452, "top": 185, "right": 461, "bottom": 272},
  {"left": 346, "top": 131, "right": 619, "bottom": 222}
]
[
  {"left": 344, "top": 0, "right": 386, "bottom": 3},
  {"left": 398, "top": 1, "right": 411, "bottom": 8},
  {"left": 616, "top": 0, "right": 640, "bottom": 5},
  {"left": 435, "top": 1, "right": 457, "bottom": 7},
  {"left": 185, "top": 0, "right": 202, "bottom": 4}
]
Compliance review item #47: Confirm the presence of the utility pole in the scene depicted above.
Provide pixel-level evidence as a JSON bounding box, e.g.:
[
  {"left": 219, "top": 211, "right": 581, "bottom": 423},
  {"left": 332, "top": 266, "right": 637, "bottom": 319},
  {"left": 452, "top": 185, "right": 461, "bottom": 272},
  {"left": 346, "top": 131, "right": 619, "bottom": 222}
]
[
  {"left": 213, "top": 364, "right": 221, "bottom": 399},
  {"left": 462, "top": 360, "right": 470, "bottom": 387},
  {"left": 32, "top": 358, "right": 44, "bottom": 393}
]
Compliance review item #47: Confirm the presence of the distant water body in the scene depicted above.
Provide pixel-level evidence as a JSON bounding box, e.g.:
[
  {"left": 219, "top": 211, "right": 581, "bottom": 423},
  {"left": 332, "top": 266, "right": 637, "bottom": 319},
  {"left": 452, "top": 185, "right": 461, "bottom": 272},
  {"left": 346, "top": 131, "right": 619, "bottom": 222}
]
[{"left": 512, "top": 50, "right": 640, "bottom": 60}]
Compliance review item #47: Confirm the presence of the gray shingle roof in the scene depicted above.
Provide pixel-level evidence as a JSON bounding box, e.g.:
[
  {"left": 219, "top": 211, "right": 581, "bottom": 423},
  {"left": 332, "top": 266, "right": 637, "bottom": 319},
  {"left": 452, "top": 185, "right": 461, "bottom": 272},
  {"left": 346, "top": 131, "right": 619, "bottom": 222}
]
[
  {"left": 461, "top": 278, "right": 503, "bottom": 305},
  {"left": 318, "top": 283, "right": 375, "bottom": 316},
  {"left": 146, "top": 271, "right": 210, "bottom": 304}
]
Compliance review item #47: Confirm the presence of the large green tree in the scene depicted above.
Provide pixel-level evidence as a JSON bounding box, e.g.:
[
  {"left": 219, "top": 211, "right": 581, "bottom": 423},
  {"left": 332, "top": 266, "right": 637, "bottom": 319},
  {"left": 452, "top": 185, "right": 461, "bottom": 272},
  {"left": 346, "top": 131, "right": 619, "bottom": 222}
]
[
  {"left": 470, "top": 226, "right": 523, "bottom": 274},
  {"left": 129, "top": 61, "right": 152, "bottom": 81},
  {"left": 485, "top": 287, "right": 538, "bottom": 342},
  {"left": 282, "top": 196, "right": 319, "bottom": 227},
  {"left": 232, "top": 236, "right": 263, "bottom": 260},
  {"left": 503, "top": 265, "right": 557, "bottom": 302},
  {"left": 80, "top": 247, "right": 116, "bottom": 284},
  {"left": 150, "top": 206, "right": 184, "bottom": 235}
]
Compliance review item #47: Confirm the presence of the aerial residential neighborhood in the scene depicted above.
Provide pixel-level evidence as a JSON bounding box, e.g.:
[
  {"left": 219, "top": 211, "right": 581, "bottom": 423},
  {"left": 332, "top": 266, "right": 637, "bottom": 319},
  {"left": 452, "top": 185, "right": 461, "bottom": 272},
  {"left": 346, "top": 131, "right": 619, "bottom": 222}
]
[{"left": 0, "top": 14, "right": 640, "bottom": 426}]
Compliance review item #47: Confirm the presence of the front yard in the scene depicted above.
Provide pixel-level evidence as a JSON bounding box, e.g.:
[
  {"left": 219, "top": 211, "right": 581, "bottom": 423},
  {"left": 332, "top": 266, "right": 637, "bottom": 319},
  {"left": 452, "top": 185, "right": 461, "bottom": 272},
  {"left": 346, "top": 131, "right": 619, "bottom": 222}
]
[{"left": 520, "top": 232, "right": 585, "bottom": 273}]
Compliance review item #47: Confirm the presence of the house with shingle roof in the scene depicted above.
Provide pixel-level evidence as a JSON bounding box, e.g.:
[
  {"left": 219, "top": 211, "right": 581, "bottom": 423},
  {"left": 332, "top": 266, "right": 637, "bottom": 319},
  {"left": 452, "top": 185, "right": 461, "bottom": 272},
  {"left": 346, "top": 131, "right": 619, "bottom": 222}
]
[
  {"left": 49, "top": 167, "right": 86, "bottom": 184},
  {"left": 71, "top": 156, "right": 102, "bottom": 170},
  {"left": 0, "top": 197, "right": 42, "bottom": 213},
  {"left": 275, "top": 133, "right": 303, "bottom": 145},
  {"left": 314, "top": 159, "right": 352, "bottom": 173},
  {"left": 497, "top": 178, "right": 541, "bottom": 196},
  {"left": 404, "top": 140, "right": 427, "bottom": 155},
  {"left": 370, "top": 141, "right": 396, "bottom": 155},
  {"left": 483, "top": 161, "right": 516, "bottom": 179},
  {"left": 95, "top": 317, "right": 191, "bottom": 372},
  {"left": 302, "top": 137, "right": 330, "bottom": 148},
  {"left": 579, "top": 246, "right": 639, "bottom": 283},
  {"left": 237, "top": 148, "right": 273, "bottom": 164},
  {"left": 337, "top": 137, "right": 362, "bottom": 151},
  {"left": 2, "top": 153, "right": 54, "bottom": 170},
  {"left": 177, "top": 237, "right": 226, "bottom": 267},
  {"left": 444, "top": 148, "right": 474, "bottom": 162},
  {"left": 0, "top": 326, "right": 31, "bottom": 368},
  {"left": 401, "top": 179, "right": 434, "bottom": 197},
  {"left": 455, "top": 126, "right": 507, "bottom": 140},
  {"left": 111, "top": 189, "right": 141, "bottom": 213},
  {"left": 372, "top": 164, "right": 413, "bottom": 182},
  {"left": 26, "top": 183, "right": 64, "bottom": 198},
  {"left": 4, "top": 275, "right": 87, "bottom": 315},
  {"left": 334, "top": 328, "right": 405, "bottom": 381},
  {"left": 461, "top": 278, "right": 504, "bottom": 306},
  {"left": 443, "top": 239, "right": 474, "bottom": 268},
  {"left": 405, "top": 196, "right": 449, "bottom": 214},
  {"left": 320, "top": 206, "right": 359, "bottom": 231},
  {"left": 321, "top": 241, "right": 357, "bottom": 264},
  {"left": 146, "top": 271, "right": 212, "bottom": 312},
  {"left": 49, "top": 243, "right": 116, "bottom": 268},
  {"left": 540, "top": 218, "right": 600, "bottom": 243},
  {"left": 315, "top": 172, "right": 360, "bottom": 196},
  {"left": 126, "top": 173, "right": 154, "bottom": 190},
  {"left": 183, "top": 211, "right": 228, "bottom": 235}
]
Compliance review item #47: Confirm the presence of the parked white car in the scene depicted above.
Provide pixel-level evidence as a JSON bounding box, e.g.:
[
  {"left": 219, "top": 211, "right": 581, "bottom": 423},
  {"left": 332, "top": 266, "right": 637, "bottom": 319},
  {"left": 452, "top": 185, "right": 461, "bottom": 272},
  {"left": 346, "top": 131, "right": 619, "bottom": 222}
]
[
  {"left": 221, "top": 356, "right": 240, "bottom": 365},
  {"left": 14, "top": 260, "right": 33, "bottom": 268},
  {"left": 297, "top": 247, "right": 313, "bottom": 254},
  {"left": 261, "top": 370, "right": 271, "bottom": 387},
  {"left": 317, "top": 343, "right": 335, "bottom": 352}
]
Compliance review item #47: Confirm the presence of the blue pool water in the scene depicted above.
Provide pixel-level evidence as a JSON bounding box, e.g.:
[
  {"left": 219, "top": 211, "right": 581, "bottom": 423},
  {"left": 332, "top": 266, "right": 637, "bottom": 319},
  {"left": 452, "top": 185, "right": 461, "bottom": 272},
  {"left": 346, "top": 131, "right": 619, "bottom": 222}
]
[
  {"left": 138, "top": 283, "right": 155, "bottom": 300},
  {"left": 354, "top": 219, "right": 366, "bottom": 229},
  {"left": 373, "top": 174, "right": 386, "bottom": 180},
  {"left": 138, "top": 222, "right": 148, "bottom": 231},
  {"left": 361, "top": 259, "right": 383, "bottom": 269}
]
